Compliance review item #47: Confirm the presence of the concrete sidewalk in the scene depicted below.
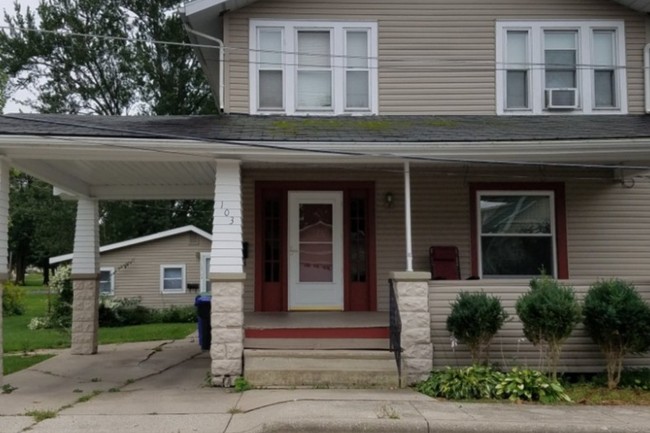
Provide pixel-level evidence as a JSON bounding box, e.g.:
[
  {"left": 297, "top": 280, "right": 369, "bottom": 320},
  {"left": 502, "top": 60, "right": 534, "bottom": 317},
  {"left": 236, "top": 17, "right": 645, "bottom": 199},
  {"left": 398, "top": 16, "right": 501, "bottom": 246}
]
[{"left": 1, "top": 337, "right": 648, "bottom": 433}]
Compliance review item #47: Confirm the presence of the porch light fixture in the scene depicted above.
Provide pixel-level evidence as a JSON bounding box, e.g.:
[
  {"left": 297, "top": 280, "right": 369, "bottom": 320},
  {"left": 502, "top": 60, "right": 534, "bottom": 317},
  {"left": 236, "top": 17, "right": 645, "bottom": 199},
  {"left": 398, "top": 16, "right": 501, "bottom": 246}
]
[{"left": 384, "top": 192, "right": 394, "bottom": 208}]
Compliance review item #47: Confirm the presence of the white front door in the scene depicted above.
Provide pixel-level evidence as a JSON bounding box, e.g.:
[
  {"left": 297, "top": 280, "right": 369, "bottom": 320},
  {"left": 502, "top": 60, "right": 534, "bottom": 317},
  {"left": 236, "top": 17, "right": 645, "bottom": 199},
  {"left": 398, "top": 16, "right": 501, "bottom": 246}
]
[{"left": 288, "top": 191, "right": 343, "bottom": 310}]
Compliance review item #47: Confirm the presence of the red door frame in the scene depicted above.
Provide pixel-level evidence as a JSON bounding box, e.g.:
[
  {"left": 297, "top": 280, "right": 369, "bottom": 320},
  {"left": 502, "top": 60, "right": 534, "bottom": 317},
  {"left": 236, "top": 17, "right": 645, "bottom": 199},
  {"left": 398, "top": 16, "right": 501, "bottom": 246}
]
[{"left": 254, "top": 181, "right": 377, "bottom": 312}]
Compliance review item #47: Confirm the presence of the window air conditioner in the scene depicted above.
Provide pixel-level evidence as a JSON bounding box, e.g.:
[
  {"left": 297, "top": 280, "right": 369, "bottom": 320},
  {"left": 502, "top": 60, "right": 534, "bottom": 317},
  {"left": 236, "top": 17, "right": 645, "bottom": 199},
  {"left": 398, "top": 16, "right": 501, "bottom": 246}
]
[{"left": 545, "top": 88, "right": 578, "bottom": 110}]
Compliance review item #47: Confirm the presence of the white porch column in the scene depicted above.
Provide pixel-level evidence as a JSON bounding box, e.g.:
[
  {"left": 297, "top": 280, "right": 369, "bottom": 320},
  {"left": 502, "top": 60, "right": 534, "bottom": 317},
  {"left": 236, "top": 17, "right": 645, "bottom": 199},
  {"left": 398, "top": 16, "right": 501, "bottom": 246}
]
[
  {"left": 403, "top": 162, "right": 413, "bottom": 272},
  {"left": 71, "top": 198, "right": 100, "bottom": 355},
  {"left": 209, "top": 159, "right": 245, "bottom": 387},
  {"left": 0, "top": 160, "right": 10, "bottom": 384}
]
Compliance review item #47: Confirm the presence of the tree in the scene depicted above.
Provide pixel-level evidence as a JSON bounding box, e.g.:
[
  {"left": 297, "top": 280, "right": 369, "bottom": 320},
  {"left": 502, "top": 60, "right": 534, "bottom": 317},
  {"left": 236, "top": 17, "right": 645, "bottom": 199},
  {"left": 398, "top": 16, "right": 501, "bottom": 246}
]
[
  {"left": 515, "top": 276, "right": 582, "bottom": 381},
  {"left": 9, "top": 170, "right": 76, "bottom": 284},
  {"left": 0, "top": 0, "right": 217, "bottom": 115},
  {"left": 1, "top": 0, "right": 217, "bottom": 253},
  {"left": 0, "top": 68, "right": 7, "bottom": 111},
  {"left": 583, "top": 279, "right": 650, "bottom": 389}
]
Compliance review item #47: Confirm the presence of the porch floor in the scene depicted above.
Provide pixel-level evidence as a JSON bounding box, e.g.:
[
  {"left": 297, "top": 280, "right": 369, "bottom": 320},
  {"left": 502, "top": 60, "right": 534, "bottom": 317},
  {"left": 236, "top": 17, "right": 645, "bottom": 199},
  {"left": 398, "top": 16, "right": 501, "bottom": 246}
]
[{"left": 243, "top": 312, "right": 390, "bottom": 350}]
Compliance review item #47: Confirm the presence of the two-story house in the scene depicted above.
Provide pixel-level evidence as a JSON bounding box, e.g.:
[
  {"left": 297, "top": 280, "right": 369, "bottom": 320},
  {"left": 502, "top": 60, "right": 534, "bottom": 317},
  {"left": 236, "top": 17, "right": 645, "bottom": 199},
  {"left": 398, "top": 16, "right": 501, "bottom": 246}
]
[{"left": 1, "top": 0, "right": 650, "bottom": 387}]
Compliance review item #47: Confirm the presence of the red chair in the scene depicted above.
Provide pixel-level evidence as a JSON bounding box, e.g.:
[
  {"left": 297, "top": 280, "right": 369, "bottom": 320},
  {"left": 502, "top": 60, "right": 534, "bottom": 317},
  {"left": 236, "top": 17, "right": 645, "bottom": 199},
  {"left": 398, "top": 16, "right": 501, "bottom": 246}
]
[{"left": 429, "top": 246, "right": 460, "bottom": 280}]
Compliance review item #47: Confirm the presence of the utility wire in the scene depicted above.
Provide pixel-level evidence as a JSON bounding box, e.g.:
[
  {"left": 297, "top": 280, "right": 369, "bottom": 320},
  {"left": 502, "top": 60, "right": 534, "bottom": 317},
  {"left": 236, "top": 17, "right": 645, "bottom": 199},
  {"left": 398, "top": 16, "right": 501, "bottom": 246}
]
[{"left": 0, "top": 25, "right": 644, "bottom": 73}]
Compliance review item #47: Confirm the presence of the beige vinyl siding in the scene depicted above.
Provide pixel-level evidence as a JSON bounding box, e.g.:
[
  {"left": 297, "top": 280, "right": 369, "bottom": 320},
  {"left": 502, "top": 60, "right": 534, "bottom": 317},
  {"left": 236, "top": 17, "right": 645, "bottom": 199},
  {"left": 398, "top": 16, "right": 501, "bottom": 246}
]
[
  {"left": 99, "top": 232, "right": 211, "bottom": 309},
  {"left": 242, "top": 166, "right": 650, "bottom": 312},
  {"left": 429, "top": 279, "right": 650, "bottom": 371},
  {"left": 224, "top": 0, "right": 645, "bottom": 114}
]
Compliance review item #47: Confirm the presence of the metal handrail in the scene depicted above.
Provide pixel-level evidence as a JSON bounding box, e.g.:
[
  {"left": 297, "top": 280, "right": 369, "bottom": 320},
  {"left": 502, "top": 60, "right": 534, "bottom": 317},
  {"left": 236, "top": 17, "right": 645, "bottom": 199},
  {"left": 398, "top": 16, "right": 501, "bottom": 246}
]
[{"left": 388, "top": 278, "right": 402, "bottom": 380}]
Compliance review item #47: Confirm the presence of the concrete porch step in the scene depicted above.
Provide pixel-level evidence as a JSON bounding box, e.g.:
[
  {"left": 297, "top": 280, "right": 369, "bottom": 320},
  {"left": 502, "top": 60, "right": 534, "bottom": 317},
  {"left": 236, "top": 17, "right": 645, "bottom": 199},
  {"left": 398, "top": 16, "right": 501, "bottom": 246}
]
[{"left": 244, "top": 349, "right": 399, "bottom": 388}]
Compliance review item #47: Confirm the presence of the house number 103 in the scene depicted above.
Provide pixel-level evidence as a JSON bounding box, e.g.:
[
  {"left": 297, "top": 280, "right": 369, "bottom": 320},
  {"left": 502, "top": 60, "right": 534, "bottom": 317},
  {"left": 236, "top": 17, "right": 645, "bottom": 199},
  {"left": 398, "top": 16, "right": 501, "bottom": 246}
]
[{"left": 219, "top": 201, "right": 235, "bottom": 225}]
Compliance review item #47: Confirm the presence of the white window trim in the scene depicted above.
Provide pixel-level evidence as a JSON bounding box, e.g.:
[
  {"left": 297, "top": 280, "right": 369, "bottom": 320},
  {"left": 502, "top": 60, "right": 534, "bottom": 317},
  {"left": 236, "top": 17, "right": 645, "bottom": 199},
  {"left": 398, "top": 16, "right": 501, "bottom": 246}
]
[
  {"left": 496, "top": 20, "right": 627, "bottom": 115},
  {"left": 99, "top": 267, "right": 115, "bottom": 296},
  {"left": 250, "top": 19, "right": 378, "bottom": 115},
  {"left": 199, "top": 252, "right": 211, "bottom": 293},
  {"left": 476, "top": 190, "right": 557, "bottom": 279},
  {"left": 160, "top": 264, "right": 186, "bottom": 294}
]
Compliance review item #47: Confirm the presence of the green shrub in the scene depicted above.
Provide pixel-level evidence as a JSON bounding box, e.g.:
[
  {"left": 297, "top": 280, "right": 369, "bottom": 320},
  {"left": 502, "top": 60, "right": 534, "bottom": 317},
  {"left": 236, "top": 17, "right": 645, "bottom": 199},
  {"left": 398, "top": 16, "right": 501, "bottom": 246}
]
[
  {"left": 2, "top": 282, "right": 26, "bottom": 316},
  {"left": 157, "top": 305, "right": 196, "bottom": 323},
  {"left": 99, "top": 298, "right": 197, "bottom": 327},
  {"left": 446, "top": 291, "right": 508, "bottom": 364},
  {"left": 495, "top": 367, "right": 570, "bottom": 402},
  {"left": 516, "top": 276, "right": 581, "bottom": 380},
  {"left": 48, "top": 265, "right": 73, "bottom": 329},
  {"left": 583, "top": 279, "right": 650, "bottom": 389},
  {"left": 99, "top": 297, "right": 153, "bottom": 327},
  {"left": 416, "top": 365, "right": 504, "bottom": 400}
]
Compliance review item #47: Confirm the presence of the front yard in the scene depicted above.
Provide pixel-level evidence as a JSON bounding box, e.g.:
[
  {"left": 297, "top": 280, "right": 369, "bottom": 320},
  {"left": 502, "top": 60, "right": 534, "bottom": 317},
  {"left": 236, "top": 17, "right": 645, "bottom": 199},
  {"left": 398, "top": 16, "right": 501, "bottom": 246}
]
[{"left": 3, "top": 278, "right": 196, "bottom": 375}]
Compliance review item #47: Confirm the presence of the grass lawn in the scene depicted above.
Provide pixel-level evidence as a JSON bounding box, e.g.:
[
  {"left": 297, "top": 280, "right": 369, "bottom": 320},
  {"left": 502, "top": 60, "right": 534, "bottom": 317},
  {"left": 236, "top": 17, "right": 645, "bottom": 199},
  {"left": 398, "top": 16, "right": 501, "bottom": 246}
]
[
  {"left": 4, "top": 284, "right": 196, "bottom": 374},
  {"left": 565, "top": 384, "right": 650, "bottom": 405},
  {"left": 3, "top": 354, "right": 55, "bottom": 375}
]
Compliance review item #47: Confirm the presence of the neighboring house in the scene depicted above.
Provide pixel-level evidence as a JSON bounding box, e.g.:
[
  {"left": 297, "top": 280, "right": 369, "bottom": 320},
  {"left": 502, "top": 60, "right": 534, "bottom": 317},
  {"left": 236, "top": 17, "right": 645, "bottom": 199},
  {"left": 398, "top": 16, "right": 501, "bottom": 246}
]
[
  {"left": 49, "top": 226, "right": 212, "bottom": 309},
  {"left": 1, "top": 0, "right": 650, "bottom": 387}
]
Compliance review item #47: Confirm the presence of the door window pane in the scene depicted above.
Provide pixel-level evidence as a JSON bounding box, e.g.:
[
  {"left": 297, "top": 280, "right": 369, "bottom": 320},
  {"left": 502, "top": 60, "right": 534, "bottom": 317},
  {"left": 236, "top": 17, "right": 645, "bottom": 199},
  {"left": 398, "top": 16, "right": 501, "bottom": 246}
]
[{"left": 299, "top": 203, "right": 333, "bottom": 282}]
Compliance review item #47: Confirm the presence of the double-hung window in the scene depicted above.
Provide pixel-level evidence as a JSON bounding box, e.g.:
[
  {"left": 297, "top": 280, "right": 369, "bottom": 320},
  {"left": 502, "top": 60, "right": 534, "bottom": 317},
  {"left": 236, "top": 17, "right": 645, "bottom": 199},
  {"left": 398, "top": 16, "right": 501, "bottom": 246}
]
[
  {"left": 471, "top": 183, "right": 568, "bottom": 279},
  {"left": 250, "top": 20, "right": 378, "bottom": 115},
  {"left": 496, "top": 21, "right": 626, "bottom": 114},
  {"left": 160, "top": 264, "right": 186, "bottom": 294},
  {"left": 99, "top": 267, "right": 115, "bottom": 296}
]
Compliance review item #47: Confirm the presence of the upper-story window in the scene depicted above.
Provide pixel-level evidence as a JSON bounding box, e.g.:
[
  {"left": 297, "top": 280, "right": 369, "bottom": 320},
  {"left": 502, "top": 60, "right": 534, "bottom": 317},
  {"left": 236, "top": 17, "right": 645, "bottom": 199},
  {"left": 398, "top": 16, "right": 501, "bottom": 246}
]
[
  {"left": 496, "top": 21, "right": 626, "bottom": 115},
  {"left": 250, "top": 20, "right": 378, "bottom": 115}
]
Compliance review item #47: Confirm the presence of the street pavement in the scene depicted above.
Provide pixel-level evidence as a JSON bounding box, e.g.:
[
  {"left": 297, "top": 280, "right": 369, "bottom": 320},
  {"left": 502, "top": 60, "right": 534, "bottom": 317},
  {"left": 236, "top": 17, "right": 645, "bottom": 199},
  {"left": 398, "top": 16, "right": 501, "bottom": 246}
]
[{"left": 1, "top": 335, "right": 648, "bottom": 433}]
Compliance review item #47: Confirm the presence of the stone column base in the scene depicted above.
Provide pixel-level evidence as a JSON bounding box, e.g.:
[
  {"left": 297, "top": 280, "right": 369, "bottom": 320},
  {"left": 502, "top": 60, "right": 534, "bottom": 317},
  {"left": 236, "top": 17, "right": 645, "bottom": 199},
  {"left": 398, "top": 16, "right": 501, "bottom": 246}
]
[
  {"left": 71, "top": 277, "right": 99, "bottom": 355},
  {"left": 210, "top": 274, "right": 245, "bottom": 387},
  {"left": 390, "top": 272, "right": 433, "bottom": 386}
]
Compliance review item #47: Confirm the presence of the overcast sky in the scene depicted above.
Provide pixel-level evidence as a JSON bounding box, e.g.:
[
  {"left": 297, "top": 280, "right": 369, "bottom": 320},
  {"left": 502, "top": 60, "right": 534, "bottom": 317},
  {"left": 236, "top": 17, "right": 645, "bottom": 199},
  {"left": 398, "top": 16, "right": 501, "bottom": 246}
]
[{"left": 1, "top": 0, "right": 41, "bottom": 113}]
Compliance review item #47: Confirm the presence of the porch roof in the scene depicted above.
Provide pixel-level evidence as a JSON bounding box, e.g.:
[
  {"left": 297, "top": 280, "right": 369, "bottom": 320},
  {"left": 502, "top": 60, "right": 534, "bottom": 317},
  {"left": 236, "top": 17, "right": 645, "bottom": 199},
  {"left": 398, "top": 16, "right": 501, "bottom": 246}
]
[
  {"left": 1, "top": 113, "right": 650, "bottom": 200},
  {"left": 2, "top": 113, "right": 650, "bottom": 143}
]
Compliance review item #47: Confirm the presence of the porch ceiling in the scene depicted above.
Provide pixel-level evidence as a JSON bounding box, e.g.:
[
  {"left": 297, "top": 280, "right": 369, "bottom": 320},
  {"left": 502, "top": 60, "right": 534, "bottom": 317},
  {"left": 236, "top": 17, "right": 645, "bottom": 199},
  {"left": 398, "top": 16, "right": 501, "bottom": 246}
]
[{"left": 2, "top": 113, "right": 650, "bottom": 200}]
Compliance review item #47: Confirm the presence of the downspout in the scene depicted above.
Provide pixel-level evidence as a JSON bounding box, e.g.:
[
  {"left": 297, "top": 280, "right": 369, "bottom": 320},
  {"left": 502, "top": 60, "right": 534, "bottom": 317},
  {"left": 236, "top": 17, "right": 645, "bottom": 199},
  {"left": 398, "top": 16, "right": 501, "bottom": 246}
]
[
  {"left": 404, "top": 161, "right": 413, "bottom": 272},
  {"left": 643, "top": 44, "right": 650, "bottom": 114},
  {"left": 184, "top": 26, "right": 225, "bottom": 112}
]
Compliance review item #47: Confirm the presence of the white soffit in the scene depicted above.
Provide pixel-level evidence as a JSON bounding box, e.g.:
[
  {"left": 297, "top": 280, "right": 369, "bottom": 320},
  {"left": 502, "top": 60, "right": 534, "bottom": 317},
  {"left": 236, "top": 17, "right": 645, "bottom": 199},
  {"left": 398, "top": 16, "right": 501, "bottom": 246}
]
[{"left": 612, "top": 0, "right": 650, "bottom": 12}]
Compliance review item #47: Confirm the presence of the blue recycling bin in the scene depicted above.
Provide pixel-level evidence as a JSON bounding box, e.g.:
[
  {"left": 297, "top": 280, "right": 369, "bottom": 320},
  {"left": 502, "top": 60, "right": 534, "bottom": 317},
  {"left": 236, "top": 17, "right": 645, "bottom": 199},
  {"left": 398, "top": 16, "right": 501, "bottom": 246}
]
[{"left": 194, "top": 295, "right": 212, "bottom": 350}]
